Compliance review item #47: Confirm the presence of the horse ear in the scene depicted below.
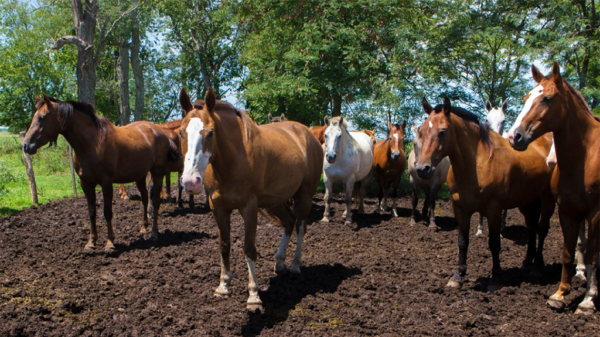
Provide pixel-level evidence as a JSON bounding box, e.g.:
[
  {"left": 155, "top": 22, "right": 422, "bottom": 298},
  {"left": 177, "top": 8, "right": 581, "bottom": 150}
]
[
  {"left": 485, "top": 99, "right": 492, "bottom": 112},
  {"left": 204, "top": 88, "right": 216, "bottom": 113},
  {"left": 179, "top": 89, "right": 193, "bottom": 115},
  {"left": 324, "top": 116, "right": 330, "bottom": 126},
  {"left": 34, "top": 94, "right": 41, "bottom": 101},
  {"left": 280, "top": 113, "right": 286, "bottom": 120},
  {"left": 501, "top": 100, "right": 508, "bottom": 111},
  {"left": 339, "top": 116, "right": 344, "bottom": 126},
  {"left": 443, "top": 97, "right": 451, "bottom": 116},
  {"left": 388, "top": 121, "right": 393, "bottom": 132},
  {"left": 531, "top": 64, "right": 544, "bottom": 83},
  {"left": 42, "top": 94, "right": 52, "bottom": 109},
  {"left": 551, "top": 61, "right": 563, "bottom": 85},
  {"left": 422, "top": 97, "right": 433, "bottom": 115},
  {"left": 268, "top": 113, "right": 273, "bottom": 122}
]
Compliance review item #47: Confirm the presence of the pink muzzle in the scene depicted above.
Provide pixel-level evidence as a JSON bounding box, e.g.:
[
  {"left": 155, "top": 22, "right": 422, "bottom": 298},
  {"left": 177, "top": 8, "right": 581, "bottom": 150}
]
[{"left": 181, "top": 174, "right": 203, "bottom": 194}]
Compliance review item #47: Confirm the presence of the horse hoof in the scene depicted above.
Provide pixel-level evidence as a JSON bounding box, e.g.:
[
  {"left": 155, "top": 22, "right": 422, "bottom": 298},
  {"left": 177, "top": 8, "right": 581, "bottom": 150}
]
[
  {"left": 321, "top": 218, "right": 330, "bottom": 223},
  {"left": 84, "top": 241, "right": 95, "bottom": 251},
  {"left": 574, "top": 272, "right": 587, "bottom": 282},
  {"left": 344, "top": 220, "right": 353, "bottom": 227},
  {"left": 246, "top": 302, "right": 264, "bottom": 313},
  {"left": 275, "top": 264, "right": 287, "bottom": 275},
  {"left": 575, "top": 302, "right": 596, "bottom": 315},
  {"left": 104, "top": 242, "right": 116, "bottom": 253},
  {"left": 391, "top": 211, "right": 398, "bottom": 218},
  {"left": 428, "top": 224, "right": 439, "bottom": 231},
  {"left": 150, "top": 232, "right": 159, "bottom": 241},
  {"left": 447, "top": 279, "right": 462, "bottom": 289},
  {"left": 547, "top": 298, "right": 567, "bottom": 312},
  {"left": 214, "top": 288, "right": 230, "bottom": 298},
  {"left": 475, "top": 230, "right": 485, "bottom": 238},
  {"left": 409, "top": 219, "right": 417, "bottom": 226},
  {"left": 290, "top": 265, "right": 301, "bottom": 275}
]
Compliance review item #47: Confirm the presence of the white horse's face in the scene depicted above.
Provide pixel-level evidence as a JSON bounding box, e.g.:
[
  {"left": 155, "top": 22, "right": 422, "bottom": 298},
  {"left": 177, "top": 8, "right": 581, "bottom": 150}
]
[
  {"left": 180, "top": 116, "right": 214, "bottom": 195},
  {"left": 485, "top": 100, "right": 506, "bottom": 135},
  {"left": 324, "top": 123, "right": 343, "bottom": 164}
]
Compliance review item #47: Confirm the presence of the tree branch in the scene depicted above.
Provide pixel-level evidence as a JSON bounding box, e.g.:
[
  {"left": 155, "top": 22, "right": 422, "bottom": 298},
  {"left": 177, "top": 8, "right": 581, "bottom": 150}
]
[{"left": 52, "top": 35, "right": 90, "bottom": 50}]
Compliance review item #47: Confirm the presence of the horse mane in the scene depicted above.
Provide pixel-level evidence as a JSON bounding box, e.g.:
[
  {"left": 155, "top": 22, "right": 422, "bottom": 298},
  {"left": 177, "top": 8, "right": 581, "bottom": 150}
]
[
  {"left": 433, "top": 104, "right": 492, "bottom": 150},
  {"left": 563, "top": 81, "right": 599, "bottom": 122},
  {"left": 36, "top": 97, "right": 109, "bottom": 136},
  {"left": 214, "top": 100, "right": 254, "bottom": 141}
]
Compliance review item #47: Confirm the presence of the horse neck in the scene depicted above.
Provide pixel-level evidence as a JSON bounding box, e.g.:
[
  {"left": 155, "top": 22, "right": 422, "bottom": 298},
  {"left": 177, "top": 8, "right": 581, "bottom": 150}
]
[
  {"left": 210, "top": 112, "right": 247, "bottom": 175},
  {"left": 60, "top": 111, "right": 107, "bottom": 157},
  {"left": 446, "top": 116, "right": 481, "bottom": 183},
  {"left": 553, "top": 90, "right": 599, "bottom": 173},
  {"left": 339, "top": 127, "right": 356, "bottom": 156}
]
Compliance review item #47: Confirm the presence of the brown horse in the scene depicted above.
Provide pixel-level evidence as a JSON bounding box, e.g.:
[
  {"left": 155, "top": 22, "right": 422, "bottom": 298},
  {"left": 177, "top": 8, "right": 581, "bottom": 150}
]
[
  {"left": 311, "top": 125, "right": 327, "bottom": 144},
  {"left": 373, "top": 122, "right": 407, "bottom": 216},
  {"left": 22, "top": 95, "right": 179, "bottom": 251},
  {"left": 508, "top": 62, "right": 599, "bottom": 314},
  {"left": 268, "top": 113, "right": 287, "bottom": 123},
  {"left": 178, "top": 88, "right": 323, "bottom": 311},
  {"left": 416, "top": 97, "right": 555, "bottom": 291}
]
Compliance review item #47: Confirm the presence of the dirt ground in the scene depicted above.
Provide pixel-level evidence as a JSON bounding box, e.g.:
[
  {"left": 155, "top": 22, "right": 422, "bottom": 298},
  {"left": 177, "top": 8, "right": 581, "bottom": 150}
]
[{"left": 0, "top": 187, "right": 598, "bottom": 336}]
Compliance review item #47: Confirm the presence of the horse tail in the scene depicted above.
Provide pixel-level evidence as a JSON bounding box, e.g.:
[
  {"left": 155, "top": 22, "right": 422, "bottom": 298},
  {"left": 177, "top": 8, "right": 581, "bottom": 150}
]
[{"left": 167, "top": 138, "right": 180, "bottom": 162}]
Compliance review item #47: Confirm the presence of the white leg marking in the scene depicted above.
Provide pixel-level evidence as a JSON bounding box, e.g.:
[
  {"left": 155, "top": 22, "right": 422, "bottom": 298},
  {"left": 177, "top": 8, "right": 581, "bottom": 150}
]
[
  {"left": 576, "top": 263, "right": 598, "bottom": 314},
  {"left": 246, "top": 257, "right": 262, "bottom": 305},
  {"left": 575, "top": 224, "right": 587, "bottom": 281},
  {"left": 215, "top": 261, "right": 232, "bottom": 296}
]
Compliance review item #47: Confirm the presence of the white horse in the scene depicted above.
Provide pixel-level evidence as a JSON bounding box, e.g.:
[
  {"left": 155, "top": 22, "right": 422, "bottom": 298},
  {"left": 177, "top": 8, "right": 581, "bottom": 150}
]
[
  {"left": 476, "top": 100, "right": 508, "bottom": 237},
  {"left": 408, "top": 124, "right": 451, "bottom": 227},
  {"left": 321, "top": 116, "right": 373, "bottom": 225}
]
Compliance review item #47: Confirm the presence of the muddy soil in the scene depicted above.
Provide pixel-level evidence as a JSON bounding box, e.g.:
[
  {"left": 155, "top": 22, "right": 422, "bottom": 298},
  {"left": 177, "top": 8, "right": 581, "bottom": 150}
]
[{"left": 0, "top": 188, "right": 598, "bottom": 336}]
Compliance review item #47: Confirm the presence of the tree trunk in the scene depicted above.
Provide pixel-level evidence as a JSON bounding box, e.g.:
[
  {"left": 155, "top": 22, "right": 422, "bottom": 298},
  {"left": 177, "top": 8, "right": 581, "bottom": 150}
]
[
  {"left": 130, "top": 0, "right": 144, "bottom": 121},
  {"left": 75, "top": 0, "right": 98, "bottom": 105},
  {"left": 332, "top": 93, "right": 342, "bottom": 117},
  {"left": 116, "top": 0, "right": 131, "bottom": 126}
]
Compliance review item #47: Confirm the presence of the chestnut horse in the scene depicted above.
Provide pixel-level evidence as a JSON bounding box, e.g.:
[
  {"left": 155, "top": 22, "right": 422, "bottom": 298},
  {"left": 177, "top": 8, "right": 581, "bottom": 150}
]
[
  {"left": 408, "top": 123, "right": 450, "bottom": 227},
  {"left": 416, "top": 97, "right": 555, "bottom": 291},
  {"left": 508, "top": 62, "right": 599, "bottom": 314},
  {"left": 178, "top": 88, "right": 323, "bottom": 311},
  {"left": 321, "top": 116, "right": 374, "bottom": 225},
  {"left": 22, "top": 95, "right": 179, "bottom": 251},
  {"left": 373, "top": 122, "right": 407, "bottom": 217},
  {"left": 311, "top": 125, "right": 327, "bottom": 144}
]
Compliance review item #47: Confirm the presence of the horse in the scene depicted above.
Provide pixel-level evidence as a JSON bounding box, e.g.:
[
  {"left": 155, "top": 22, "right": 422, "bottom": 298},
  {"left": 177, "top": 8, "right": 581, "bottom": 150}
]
[
  {"left": 362, "top": 128, "right": 377, "bottom": 143},
  {"left": 311, "top": 125, "right": 327, "bottom": 144},
  {"left": 476, "top": 100, "right": 508, "bottom": 237},
  {"left": 372, "top": 122, "right": 407, "bottom": 217},
  {"left": 415, "top": 97, "right": 555, "bottom": 291},
  {"left": 268, "top": 113, "right": 287, "bottom": 123},
  {"left": 178, "top": 88, "right": 323, "bottom": 311},
  {"left": 321, "top": 116, "right": 374, "bottom": 225},
  {"left": 22, "top": 95, "right": 179, "bottom": 251},
  {"left": 408, "top": 124, "right": 451, "bottom": 227},
  {"left": 508, "top": 62, "right": 599, "bottom": 314}
]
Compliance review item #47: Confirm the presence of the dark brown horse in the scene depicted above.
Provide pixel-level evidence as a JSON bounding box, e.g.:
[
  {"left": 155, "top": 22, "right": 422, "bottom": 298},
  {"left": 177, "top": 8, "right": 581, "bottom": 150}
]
[
  {"left": 373, "top": 122, "right": 407, "bottom": 217},
  {"left": 22, "top": 95, "right": 179, "bottom": 251},
  {"left": 416, "top": 97, "right": 555, "bottom": 291},
  {"left": 508, "top": 62, "right": 599, "bottom": 314},
  {"left": 178, "top": 88, "right": 323, "bottom": 311}
]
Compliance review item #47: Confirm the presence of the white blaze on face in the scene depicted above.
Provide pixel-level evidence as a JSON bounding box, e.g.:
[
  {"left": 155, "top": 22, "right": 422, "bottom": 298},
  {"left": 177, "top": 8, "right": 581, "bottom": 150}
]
[
  {"left": 487, "top": 107, "right": 506, "bottom": 134},
  {"left": 181, "top": 118, "right": 211, "bottom": 193},
  {"left": 324, "top": 124, "right": 342, "bottom": 159},
  {"left": 393, "top": 134, "right": 399, "bottom": 148},
  {"left": 509, "top": 85, "right": 544, "bottom": 137}
]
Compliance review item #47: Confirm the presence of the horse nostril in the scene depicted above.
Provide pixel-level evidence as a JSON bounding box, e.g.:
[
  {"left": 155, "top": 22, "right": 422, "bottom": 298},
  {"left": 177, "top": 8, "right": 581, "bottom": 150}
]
[
  {"left": 514, "top": 132, "right": 523, "bottom": 143},
  {"left": 23, "top": 143, "right": 28, "bottom": 152},
  {"left": 195, "top": 176, "right": 201, "bottom": 182}
]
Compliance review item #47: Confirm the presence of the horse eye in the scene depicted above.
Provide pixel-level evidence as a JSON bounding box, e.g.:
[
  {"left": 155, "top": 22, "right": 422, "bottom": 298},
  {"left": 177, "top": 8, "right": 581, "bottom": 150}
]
[
  {"left": 39, "top": 115, "right": 45, "bottom": 121},
  {"left": 439, "top": 130, "right": 447, "bottom": 137},
  {"left": 325, "top": 134, "right": 328, "bottom": 138},
  {"left": 542, "top": 96, "right": 551, "bottom": 102},
  {"left": 206, "top": 130, "right": 214, "bottom": 137}
]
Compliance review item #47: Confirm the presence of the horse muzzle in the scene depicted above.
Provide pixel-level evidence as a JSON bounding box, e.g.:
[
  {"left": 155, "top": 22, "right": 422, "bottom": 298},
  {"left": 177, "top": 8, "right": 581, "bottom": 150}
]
[
  {"left": 326, "top": 153, "right": 337, "bottom": 164},
  {"left": 22, "top": 143, "right": 38, "bottom": 155},
  {"left": 508, "top": 128, "right": 530, "bottom": 151},
  {"left": 181, "top": 175, "right": 203, "bottom": 195},
  {"left": 416, "top": 164, "right": 435, "bottom": 180},
  {"left": 390, "top": 152, "right": 401, "bottom": 161}
]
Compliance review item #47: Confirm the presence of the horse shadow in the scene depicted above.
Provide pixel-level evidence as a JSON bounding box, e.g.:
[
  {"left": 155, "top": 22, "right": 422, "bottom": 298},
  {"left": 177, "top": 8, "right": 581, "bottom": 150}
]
[
  {"left": 241, "top": 263, "right": 361, "bottom": 336},
  {"left": 471, "top": 262, "right": 563, "bottom": 292},
  {"left": 351, "top": 207, "right": 412, "bottom": 231},
  {"left": 499, "top": 224, "right": 528, "bottom": 246},
  {"left": 163, "top": 204, "right": 211, "bottom": 217},
  {"left": 107, "top": 229, "right": 213, "bottom": 257},
  {"left": 434, "top": 216, "right": 457, "bottom": 231}
]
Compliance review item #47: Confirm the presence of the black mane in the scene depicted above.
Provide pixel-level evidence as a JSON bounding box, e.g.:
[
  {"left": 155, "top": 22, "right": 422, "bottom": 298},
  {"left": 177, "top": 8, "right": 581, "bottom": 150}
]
[
  {"left": 433, "top": 104, "right": 492, "bottom": 149},
  {"left": 36, "top": 97, "right": 108, "bottom": 134}
]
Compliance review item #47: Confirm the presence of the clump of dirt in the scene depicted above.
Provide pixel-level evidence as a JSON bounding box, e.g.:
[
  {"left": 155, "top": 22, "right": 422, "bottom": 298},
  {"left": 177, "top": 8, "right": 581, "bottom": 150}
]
[{"left": 0, "top": 188, "right": 598, "bottom": 336}]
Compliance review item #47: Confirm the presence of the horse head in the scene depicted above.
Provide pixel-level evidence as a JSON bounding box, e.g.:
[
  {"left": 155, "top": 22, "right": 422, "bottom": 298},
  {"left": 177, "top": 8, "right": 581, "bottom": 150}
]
[
  {"left": 268, "top": 113, "right": 287, "bottom": 123},
  {"left": 485, "top": 99, "right": 507, "bottom": 135},
  {"left": 415, "top": 97, "right": 454, "bottom": 180},
  {"left": 179, "top": 88, "right": 217, "bottom": 195},
  {"left": 23, "top": 95, "right": 63, "bottom": 155},
  {"left": 509, "top": 62, "right": 565, "bottom": 151},
  {"left": 323, "top": 116, "right": 346, "bottom": 164},
  {"left": 388, "top": 121, "right": 406, "bottom": 161}
]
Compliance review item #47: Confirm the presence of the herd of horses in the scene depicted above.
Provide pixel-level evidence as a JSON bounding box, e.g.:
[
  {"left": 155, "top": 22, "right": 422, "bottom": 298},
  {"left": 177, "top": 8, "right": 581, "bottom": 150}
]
[{"left": 21, "top": 63, "right": 598, "bottom": 315}]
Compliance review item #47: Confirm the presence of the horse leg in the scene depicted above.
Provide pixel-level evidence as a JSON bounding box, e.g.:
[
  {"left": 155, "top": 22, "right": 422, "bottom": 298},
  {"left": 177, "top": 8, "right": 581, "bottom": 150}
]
[
  {"left": 409, "top": 179, "right": 418, "bottom": 225},
  {"left": 575, "top": 222, "right": 587, "bottom": 281},
  {"left": 135, "top": 179, "right": 150, "bottom": 233},
  {"left": 486, "top": 206, "right": 504, "bottom": 291},
  {"left": 427, "top": 186, "right": 439, "bottom": 228},
  {"left": 343, "top": 177, "right": 356, "bottom": 225},
  {"left": 501, "top": 209, "right": 508, "bottom": 233},
  {"left": 533, "top": 188, "right": 555, "bottom": 276},
  {"left": 518, "top": 198, "right": 542, "bottom": 272},
  {"left": 118, "top": 183, "right": 129, "bottom": 200},
  {"left": 177, "top": 171, "right": 184, "bottom": 208},
  {"left": 447, "top": 205, "right": 472, "bottom": 288},
  {"left": 381, "top": 179, "right": 391, "bottom": 213},
  {"left": 213, "top": 208, "right": 233, "bottom": 297},
  {"left": 291, "top": 219, "right": 307, "bottom": 275},
  {"left": 268, "top": 204, "right": 295, "bottom": 274},
  {"left": 476, "top": 213, "right": 485, "bottom": 238},
  {"left": 100, "top": 183, "right": 116, "bottom": 252},
  {"left": 321, "top": 176, "right": 333, "bottom": 223},
  {"left": 149, "top": 173, "right": 164, "bottom": 239},
  {"left": 422, "top": 193, "right": 430, "bottom": 222},
  {"left": 358, "top": 175, "right": 368, "bottom": 214},
  {"left": 390, "top": 178, "right": 400, "bottom": 218},
  {"left": 164, "top": 173, "right": 172, "bottom": 202},
  {"left": 81, "top": 180, "right": 97, "bottom": 250},
  {"left": 240, "top": 201, "right": 263, "bottom": 311},
  {"left": 576, "top": 212, "right": 599, "bottom": 315},
  {"left": 375, "top": 175, "right": 384, "bottom": 214},
  {"left": 547, "top": 210, "right": 583, "bottom": 311}
]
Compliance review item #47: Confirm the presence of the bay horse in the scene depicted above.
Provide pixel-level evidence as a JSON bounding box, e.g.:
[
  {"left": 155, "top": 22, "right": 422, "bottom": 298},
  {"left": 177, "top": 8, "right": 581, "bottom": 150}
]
[
  {"left": 476, "top": 100, "right": 508, "bottom": 237},
  {"left": 268, "top": 113, "right": 287, "bottom": 123},
  {"left": 408, "top": 123, "right": 450, "bottom": 227},
  {"left": 321, "top": 116, "right": 374, "bottom": 225},
  {"left": 373, "top": 122, "right": 407, "bottom": 217},
  {"left": 22, "top": 95, "right": 179, "bottom": 251},
  {"left": 508, "top": 62, "right": 599, "bottom": 314},
  {"left": 178, "top": 88, "right": 323, "bottom": 311},
  {"left": 415, "top": 97, "right": 555, "bottom": 291}
]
